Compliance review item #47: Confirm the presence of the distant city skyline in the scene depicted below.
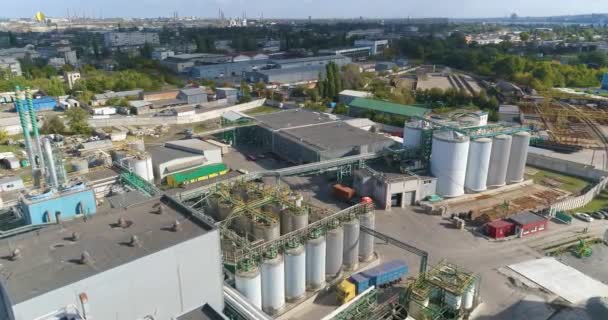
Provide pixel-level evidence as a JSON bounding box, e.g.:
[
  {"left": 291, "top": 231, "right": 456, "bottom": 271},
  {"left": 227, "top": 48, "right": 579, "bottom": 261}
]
[{"left": 4, "top": 0, "right": 608, "bottom": 19}]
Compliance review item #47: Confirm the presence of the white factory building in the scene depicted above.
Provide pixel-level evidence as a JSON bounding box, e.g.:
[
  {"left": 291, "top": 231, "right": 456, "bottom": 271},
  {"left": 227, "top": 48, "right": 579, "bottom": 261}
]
[
  {"left": 148, "top": 139, "right": 223, "bottom": 182},
  {"left": 0, "top": 197, "right": 224, "bottom": 320}
]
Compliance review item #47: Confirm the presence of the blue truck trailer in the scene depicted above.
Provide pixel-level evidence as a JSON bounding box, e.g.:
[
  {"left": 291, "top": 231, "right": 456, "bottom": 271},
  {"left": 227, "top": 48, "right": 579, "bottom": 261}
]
[{"left": 336, "top": 260, "right": 408, "bottom": 304}]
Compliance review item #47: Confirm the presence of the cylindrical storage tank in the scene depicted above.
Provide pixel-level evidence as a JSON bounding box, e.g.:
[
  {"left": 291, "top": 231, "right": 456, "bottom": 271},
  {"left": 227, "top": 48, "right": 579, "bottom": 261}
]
[
  {"left": 408, "top": 295, "right": 430, "bottom": 320},
  {"left": 325, "top": 225, "right": 344, "bottom": 278},
  {"left": 216, "top": 200, "right": 233, "bottom": 221},
  {"left": 235, "top": 266, "right": 262, "bottom": 310},
  {"left": 235, "top": 215, "right": 252, "bottom": 237},
  {"left": 262, "top": 221, "right": 280, "bottom": 241},
  {"left": 486, "top": 135, "right": 512, "bottom": 188},
  {"left": 342, "top": 218, "right": 360, "bottom": 271},
  {"left": 463, "top": 284, "right": 476, "bottom": 310},
  {"left": 430, "top": 131, "right": 470, "bottom": 198},
  {"left": 464, "top": 138, "right": 492, "bottom": 192},
  {"left": 506, "top": 132, "right": 530, "bottom": 184},
  {"left": 261, "top": 254, "right": 285, "bottom": 315},
  {"left": 127, "top": 156, "right": 154, "bottom": 182},
  {"left": 403, "top": 121, "right": 424, "bottom": 148},
  {"left": 280, "top": 209, "right": 292, "bottom": 235},
  {"left": 71, "top": 159, "right": 89, "bottom": 174},
  {"left": 305, "top": 234, "right": 326, "bottom": 291},
  {"left": 284, "top": 243, "right": 306, "bottom": 302},
  {"left": 291, "top": 210, "right": 309, "bottom": 231},
  {"left": 444, "top": 292, "right": 463, "bottom": 310},
  {"left": 359, "top": 211, "right": 375, "bottom": 262}
]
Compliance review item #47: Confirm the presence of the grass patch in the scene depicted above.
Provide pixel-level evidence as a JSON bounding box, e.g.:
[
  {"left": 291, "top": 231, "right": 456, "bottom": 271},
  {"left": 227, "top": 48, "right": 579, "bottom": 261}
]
[
  {"left": 244, "top": 106, "right": 280, "bottom": 116},
  {"left": 0, "top": 144, "right": 23, "bottom": 155},
  {"left": 571, "top": 190, "right": 608, "bottom": 213},
  {"left": 530, "top": 168, "right": 591, "bottom": 194}
]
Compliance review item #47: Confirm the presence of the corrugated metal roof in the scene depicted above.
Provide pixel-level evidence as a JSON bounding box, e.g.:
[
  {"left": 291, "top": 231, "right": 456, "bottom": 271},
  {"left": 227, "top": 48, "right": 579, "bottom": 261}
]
[
  {"left": 508, "top": 212, "right": 545, "bottom": 226},
  {"left": 348, "top": 98, "right": 430, "bottom": 118},
  {"left": 169, "top": 163, "right": 227, "bottom": 184},
  {"left": 180, "top": 87, "right": 206, "bottom": 96}
]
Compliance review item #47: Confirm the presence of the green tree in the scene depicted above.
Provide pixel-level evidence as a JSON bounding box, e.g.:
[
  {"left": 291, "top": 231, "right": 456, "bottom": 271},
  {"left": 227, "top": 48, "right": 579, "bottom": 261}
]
[
  {"left": 65, "top": 107, "right": 91, "bottom": 135},
  {"left": 333, "top": 103, "right": 348, "bottom": 115},
  {"left": 519, "top": 32, "right": 530, "bottom": 42},
  {"left": 0, "top": 128, "right": 8, "bottom": 143},
  {"left": 41, "top": 115, "right": 66, "bottom": 134}
]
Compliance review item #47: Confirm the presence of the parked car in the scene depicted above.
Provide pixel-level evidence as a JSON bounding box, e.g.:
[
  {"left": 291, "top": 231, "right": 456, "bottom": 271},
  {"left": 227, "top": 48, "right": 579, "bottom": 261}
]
[
  {"left": 591, "top": 212, "right": 604, "bottom": 220},
  {"left": 600, "top": 210, "right": 608, "bottom": 219},
  {"left": 574, "top": 212, "right": 594, "bottom": 222}
]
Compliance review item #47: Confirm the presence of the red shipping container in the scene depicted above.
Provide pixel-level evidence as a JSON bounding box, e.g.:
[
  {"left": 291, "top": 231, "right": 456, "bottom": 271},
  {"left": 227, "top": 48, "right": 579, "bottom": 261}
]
[
  {"left": 485, "top": 220, "right": 515, "bottom": 239},
  {"left": 333, "top": 184, "right": 355, "bottom": 201}
]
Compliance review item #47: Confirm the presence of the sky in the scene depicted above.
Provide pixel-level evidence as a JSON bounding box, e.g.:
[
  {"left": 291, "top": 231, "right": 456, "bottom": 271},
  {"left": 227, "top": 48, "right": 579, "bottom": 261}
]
[{"left": 4, "top": 0, "right": 608, "bottom": 19}]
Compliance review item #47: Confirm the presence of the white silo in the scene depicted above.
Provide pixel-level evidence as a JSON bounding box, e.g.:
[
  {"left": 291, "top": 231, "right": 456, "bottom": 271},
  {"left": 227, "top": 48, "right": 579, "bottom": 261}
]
[
  {"left": 261, "top": 253, "right": 285, "bottom": 315},
  {"left": 464, "top": 138, "right": 492, "bottom": 192},
  {"left": 284, "top": 243, "right": 306, "bottom": 302},
  {"left": 291, "top": 210, "right": 309, "bottom": 231},
  {"left": 430, "top": 131, "right": 470, "bottom": 197},
  {"left": 280, "top": 209, "right": 292, "bottom": 235},
  {"left": 506, "top": 132, "right": 531, "bottom": 184},
  {"left": 126, "top": 155, "right": 154, "bottom": 182},
  {"left": 486, "top": 135, "right": 512, "bottom": 188},
  {"left": 342, "top": 218, "right": 360, "bottom": 271},
  {"left": 359, "top": 211, "right": 375, "bottom": 262},
  {"left": 403, "top": 120, "right": 431, "bottom": 149},
  {"left": 305, "top": 233, "right": 326, "bottom": 291},
  {"left": 325, "top": 224, "right": 344, "bottom": 278},
  {"left": 235, "top": 265, "right": 262, "bottom": 310}
]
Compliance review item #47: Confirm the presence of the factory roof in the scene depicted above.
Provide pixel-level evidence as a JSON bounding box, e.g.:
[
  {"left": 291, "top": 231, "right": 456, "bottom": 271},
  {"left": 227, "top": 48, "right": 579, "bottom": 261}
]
[
  {"left": 255, "top": 109, "right": 344, "bottom": 130},
  {"left": 129, "top": 100, "right": 153, "bottom": 108},
  {"left": 508, "top": 212, "right": 546, "bottom": 226},
  {"left": 93, "top": 89, "right": 143, "bottom": 101},
  {"left": 177, "top": 304, "right": 225, "bottom": 320},
  {"left": 81, "top": 167, "right": 120, "bottom": 183},
  {"left": 171, "top": 53, "right": 227, "bottom": 60},
  {"left": 165, "top": 139, "right": 221, "bottom": 155},
  {"left": 179, "top": 87, "right": 206, "bottom": 96},
  {"left": 222, "top": 110, "right": 251, "bottom": 122},
  {"left": 271, "top": 54, "right": 348, "bottom": 65},
  {"left": 339, "top": 90, "right": 373, "bottom": 98},
  {"left": 148, "top": 145, "right": 205, "bottom": 164},
  {"left": 283, "top": 121, "right": 393, "bottom": 151},
  {"left": 349, "top": 98, "right": 430, "bottom": 118},
  {"left": 0, "top": 197, "right": 214, "bottom": 304}
]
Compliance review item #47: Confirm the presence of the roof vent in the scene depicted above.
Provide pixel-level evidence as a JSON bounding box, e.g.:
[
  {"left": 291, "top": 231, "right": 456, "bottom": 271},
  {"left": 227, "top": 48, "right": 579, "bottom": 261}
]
[
  {"left": 129, "top": 235, "right": 142, "bottom": 247},
  {"left": 71, "top": 231, "right": 80, "bottom": 241},
  {"left": 172, "top": 220, "right": 182, "bottom": 232},
  {"left": 10, "top": 248, "right": 21, "bottom": 261},
  {"left": 80, "top": 251, "right": 93, "bottom": 265}
]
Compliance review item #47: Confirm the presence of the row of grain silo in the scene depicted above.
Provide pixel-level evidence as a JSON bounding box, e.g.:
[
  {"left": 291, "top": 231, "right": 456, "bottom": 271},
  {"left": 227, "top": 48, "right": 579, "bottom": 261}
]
[
  {"left": 404, "top": 121, "right": 531, "bottom": 198},
  {"left": 234, "top": 211, "right": 376, "bottom": 315}
]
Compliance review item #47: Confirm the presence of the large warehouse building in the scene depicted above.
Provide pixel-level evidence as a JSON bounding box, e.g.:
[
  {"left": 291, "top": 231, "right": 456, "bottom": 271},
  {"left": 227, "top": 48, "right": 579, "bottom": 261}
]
[
  {"left": 149, "top": 139, "right": 223, "bottom": 183},
  {"left": 0, "top": 197, "right": 224, "bottom": 320},
  {"left": 238, "top": 109, "right": 395, "bottom": 163}
]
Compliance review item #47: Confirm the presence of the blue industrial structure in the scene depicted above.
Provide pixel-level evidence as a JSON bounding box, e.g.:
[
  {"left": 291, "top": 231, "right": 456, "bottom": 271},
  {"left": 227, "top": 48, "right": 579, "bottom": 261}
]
[
  {"left": 14, "top": 96, "right": 57, "bottom": 112},
  {"left": 602, "top": 73, "right": 608, "bottom": 90},
  {"left": 20, "top": 187, "right": 96, "bottom": 225}
]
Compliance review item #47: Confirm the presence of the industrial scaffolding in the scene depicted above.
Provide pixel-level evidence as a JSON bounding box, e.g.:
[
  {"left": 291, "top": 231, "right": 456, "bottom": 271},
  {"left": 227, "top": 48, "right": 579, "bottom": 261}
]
[{"left": 404, "top": 260, "right": 480, "bottom": 320}]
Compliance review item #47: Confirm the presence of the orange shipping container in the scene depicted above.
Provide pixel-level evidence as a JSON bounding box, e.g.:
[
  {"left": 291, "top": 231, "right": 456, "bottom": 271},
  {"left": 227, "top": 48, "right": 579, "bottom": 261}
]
[{"left": 333, "top": 184, "right": 356, "bottom": 201}]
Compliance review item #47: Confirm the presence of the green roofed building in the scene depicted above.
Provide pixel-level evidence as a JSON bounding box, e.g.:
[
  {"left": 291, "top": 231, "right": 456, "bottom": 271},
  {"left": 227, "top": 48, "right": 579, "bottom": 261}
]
[
  {"left": 166, "top": 163, "right": 229, "bottom": 187},
  {"left": 347, "top": 97, "right": 430, "bottom": 119}
]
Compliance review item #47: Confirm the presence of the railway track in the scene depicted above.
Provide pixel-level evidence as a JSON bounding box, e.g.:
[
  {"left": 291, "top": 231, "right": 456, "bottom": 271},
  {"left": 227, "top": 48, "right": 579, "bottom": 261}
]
[{"left": 561, "top": 102, "right": 608, "bottom": 170}]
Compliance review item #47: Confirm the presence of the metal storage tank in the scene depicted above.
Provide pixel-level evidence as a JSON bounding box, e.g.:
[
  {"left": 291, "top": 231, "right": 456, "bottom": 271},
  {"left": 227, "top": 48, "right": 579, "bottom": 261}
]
[
  {"left": 127, "top": 155, "right": 154, "bottom": 182},
  {"left": 359, "top": 211, "right": 375, "bottom": 262},
  {"left": 261, "top": 253, "right": 285, "bottom": 315},
  {"left": 305, "top": 232, "right": 326, "bottom": 291},
  {"left": 506, "top": 131, "right": 531, "bottom": 184},
  {"left": 284, "top": 242, "right": 306, "bottom": 302},
  {"left": 463, "top": 284, "right": 476, "bottom": 310},
  {"left": 71, "top": 159, "right": 89, "bottom": 173},
  {"left": 291, "top": 209, "right": 308, "bottom": 231},
  {"left": 235, "top": 215, "right": 252, "bottom": 237},
  {"left": 486, "top": 135, "right": 512, "bottom": 188},
  {"left": 464, "top": 138, "right": 492, "bottom": 192},
  {"left": 263, "top": 221, "right": 280, "bottom": 241},
  {"left": 403, "top": 120, "right": 430, "bottom": 149},
  {"left": 444, "top": 292, "right": 463, "bottom": 310},
  {"left": 430, "top": 131, "right": 470, "bottom": 197},
  {"left": 216, "top": 200, "right": 233, "bottom": 221},
  {"left": 235, "top": 264, "right": 262, "bottom": 310},
  {"left": 280, "top": 209, "right": 292, "bottom": 235},
  {"left": 325, "top": 223, "right": 344, "bottom": 278},
  {"left": 342, "top": 218, "right": 360, "bottom": 271}
]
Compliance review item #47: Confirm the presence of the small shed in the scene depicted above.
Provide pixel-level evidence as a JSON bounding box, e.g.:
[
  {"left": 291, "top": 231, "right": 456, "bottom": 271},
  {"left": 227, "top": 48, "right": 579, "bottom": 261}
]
[
  {"left": 485, "top": 220, "right": 515, "bottom": 239},
  {"left": 508, "top": 212, "right": 548, "bottom": 237}
]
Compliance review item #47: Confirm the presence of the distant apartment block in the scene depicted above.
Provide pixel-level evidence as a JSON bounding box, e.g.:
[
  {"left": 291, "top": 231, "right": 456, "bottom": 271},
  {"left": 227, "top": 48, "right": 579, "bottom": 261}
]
[
  {"left": 0, "top": 57, "right": 21, "bottom": 76},
  {"left": 103, "top": 32, "right": 160, "bottom": 48},
  {"left": 64, "top": 71, "right": 81, "bottom": 89}
]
